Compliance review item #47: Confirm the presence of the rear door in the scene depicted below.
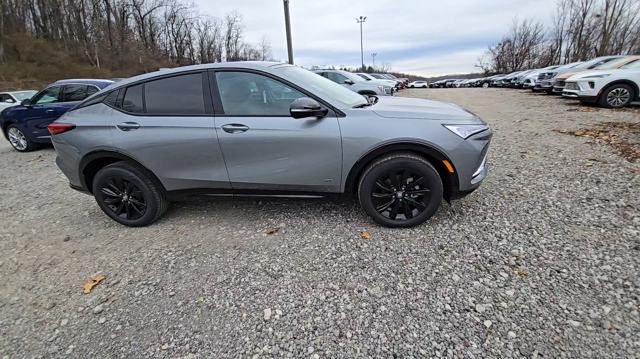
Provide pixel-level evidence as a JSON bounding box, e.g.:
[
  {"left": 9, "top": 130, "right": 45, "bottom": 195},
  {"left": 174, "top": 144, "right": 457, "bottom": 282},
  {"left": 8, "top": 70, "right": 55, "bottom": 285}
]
[
  {"left": 212, "top": 70, "right": 342, "bottom": 193},
  {"left": 108, "top": 72, "right": 230, "bottom": 191}
]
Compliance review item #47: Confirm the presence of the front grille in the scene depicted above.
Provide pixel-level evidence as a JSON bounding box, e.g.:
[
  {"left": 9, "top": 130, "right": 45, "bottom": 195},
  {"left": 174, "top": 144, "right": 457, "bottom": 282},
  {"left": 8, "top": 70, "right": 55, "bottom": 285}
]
[{"left": 556, "top": 80, "right": 566, "bottom": 87}]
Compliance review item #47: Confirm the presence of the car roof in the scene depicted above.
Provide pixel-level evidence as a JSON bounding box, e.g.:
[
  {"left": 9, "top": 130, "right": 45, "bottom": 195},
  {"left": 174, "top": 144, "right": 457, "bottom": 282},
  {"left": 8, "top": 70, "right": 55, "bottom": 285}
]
[
  {"left": 102, "top": 61, "right": 285, "bottom": 92},
  {"left": 51, "top": 79, "right": 116, "bottom": 88}
]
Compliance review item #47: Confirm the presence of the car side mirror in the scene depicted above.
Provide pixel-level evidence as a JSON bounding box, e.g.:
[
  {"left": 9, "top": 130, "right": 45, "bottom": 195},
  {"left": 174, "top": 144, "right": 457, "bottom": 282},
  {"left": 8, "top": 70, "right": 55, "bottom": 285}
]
[
  {"left": 21, "top": 99, "right": 32, "bottom": 107},
  {"left": 343, "top": 79, "right": 354, "bottom": 85},
  {"left": 290, "top": 97, "right": 328, "bottom": 119}
]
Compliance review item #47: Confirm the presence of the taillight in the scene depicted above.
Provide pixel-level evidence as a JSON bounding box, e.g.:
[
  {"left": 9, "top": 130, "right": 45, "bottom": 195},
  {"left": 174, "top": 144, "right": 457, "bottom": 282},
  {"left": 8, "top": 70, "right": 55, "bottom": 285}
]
[{"left": 48, "top": 123, "right": 76, "bottom": 135}]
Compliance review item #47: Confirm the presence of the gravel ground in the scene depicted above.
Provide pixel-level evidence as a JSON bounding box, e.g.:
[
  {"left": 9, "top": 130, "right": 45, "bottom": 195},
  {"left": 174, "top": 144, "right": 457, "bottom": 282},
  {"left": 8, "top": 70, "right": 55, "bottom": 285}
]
[{"left": 1, "top": 88, "right": 639, "bottom": 358}]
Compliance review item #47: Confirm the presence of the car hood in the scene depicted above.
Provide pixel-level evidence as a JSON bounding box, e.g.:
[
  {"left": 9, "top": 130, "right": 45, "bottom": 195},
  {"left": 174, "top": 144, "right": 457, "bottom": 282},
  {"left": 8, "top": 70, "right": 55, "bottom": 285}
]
[
  {"left": 566, "top": 69, "right": 620, "bottom": 80},
  {"left": 370, "top": 96, "right": 478, "bottom": 121}
]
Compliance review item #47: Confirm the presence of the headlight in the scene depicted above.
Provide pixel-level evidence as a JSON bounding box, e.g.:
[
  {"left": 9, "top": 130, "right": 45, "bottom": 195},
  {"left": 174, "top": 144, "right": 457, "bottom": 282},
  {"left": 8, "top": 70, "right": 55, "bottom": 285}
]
[
  {"left": 581, "top": 74, "right": 611, "bottom": 79},
  {"left": 443, "top": 124, "right": 489, "bottom": 139}
]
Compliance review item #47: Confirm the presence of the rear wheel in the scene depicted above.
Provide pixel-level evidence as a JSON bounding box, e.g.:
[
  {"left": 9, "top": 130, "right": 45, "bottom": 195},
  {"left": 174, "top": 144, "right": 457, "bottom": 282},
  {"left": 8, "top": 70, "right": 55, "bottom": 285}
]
[
  {"left": 599, "top": 84, "right": 634, "bottom": 108},
  {"left": 358, "top": 153, "right": 443, "bottom": 228},
  {"left": 6, "top": 125, "right": 35, "bottom": 152},
  {"left": 92, "top": 162, "right": 169, "bottom": 227}
]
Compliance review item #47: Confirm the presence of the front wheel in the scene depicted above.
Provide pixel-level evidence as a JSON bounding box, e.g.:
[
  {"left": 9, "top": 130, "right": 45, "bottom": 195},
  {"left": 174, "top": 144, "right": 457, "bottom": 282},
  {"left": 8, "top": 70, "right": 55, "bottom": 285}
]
[
  {"left": 6, "top": 125, "right": 35, "bottom": 152},
  {"left": 599, "top": 84, "right": 634, "bottom": 108},
  {"left": 92, "top": 162, "right": 169, "bottom": 227},
  {"left": 358, "top": 153, "right": 443, "bottom": 228}
]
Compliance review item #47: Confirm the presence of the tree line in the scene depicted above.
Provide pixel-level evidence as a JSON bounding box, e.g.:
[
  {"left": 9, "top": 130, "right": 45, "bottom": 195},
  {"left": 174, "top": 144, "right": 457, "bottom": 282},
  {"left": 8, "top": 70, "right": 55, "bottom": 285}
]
[
  {"left": 0, "top": 0, "right": 273, "bottom": 75},
  {"left": 479, "top": 0, "right": 640, "bottom": 73}
]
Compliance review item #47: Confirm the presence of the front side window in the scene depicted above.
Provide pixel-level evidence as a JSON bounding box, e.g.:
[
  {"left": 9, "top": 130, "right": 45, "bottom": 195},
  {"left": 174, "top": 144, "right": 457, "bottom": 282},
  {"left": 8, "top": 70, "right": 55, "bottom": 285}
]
[
  {"left": 215, "top": 71, "right": 305, "bottom": 116},
  {"left": 32, "top": 86, "right": 61, "bottom": 105},
  {"left": 144, "top": 73, "right": 205, "bottom": 115},
  {"left": 62, "top": 85, "right": 89, "bottom": 102}
]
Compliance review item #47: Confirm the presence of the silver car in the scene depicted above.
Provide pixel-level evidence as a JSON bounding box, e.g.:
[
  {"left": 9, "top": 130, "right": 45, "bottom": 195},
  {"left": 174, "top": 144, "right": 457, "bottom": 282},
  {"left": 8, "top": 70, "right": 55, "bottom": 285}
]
[
  {"left": 314, "top": 69, "right": 393, "bottom": 96},
  {"left": 50, "top": 62, "right": 492, "bottom": 228}
]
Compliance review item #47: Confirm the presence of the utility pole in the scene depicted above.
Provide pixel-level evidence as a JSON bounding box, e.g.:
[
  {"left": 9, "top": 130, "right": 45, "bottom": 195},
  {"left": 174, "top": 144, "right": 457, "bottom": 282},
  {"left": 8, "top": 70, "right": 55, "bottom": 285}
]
[
  {"left": 283, "top": 0, "right": 294, "bottom": 64},
  {"left": 371, "top": 53, "right": 377, "bottom": 68},
  {"left": 356, "top": 16, "right": 366, "bottom": 70}
]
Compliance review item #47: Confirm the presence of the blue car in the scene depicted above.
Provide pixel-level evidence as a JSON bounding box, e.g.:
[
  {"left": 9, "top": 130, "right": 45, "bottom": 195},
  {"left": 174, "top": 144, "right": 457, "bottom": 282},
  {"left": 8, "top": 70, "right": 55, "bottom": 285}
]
[{"left": 1, "top": 79, "right": 115, "bottom": 152}]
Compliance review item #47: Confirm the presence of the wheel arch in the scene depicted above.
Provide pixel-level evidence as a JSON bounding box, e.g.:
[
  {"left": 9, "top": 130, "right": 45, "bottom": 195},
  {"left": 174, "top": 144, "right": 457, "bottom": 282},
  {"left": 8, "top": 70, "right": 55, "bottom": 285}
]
[
  {"left": 344, "top": 141, "right": 460, "bottom": 201},
  {"left": 79, "top": 150, "right": 166, "bottom": 194},
  {"left": 600, "top": 80, "right": 639, "bottom": 99}
]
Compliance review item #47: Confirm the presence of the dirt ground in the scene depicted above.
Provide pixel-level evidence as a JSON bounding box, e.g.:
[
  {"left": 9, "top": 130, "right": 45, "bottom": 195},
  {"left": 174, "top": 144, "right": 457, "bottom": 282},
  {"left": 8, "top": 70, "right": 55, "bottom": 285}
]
[{"left": 1, "top": 88, "right": 638, "bottom": 358}]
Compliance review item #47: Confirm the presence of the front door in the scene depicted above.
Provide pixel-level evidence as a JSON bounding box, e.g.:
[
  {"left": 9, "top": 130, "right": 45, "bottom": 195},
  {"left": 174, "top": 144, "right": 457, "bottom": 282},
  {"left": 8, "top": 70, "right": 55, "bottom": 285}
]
[
  {"left": 22, "top": 85, "right": 69, "bottom": 140},
  {"left": 212, "top": 70, "right": 342, "bottom": 193}
]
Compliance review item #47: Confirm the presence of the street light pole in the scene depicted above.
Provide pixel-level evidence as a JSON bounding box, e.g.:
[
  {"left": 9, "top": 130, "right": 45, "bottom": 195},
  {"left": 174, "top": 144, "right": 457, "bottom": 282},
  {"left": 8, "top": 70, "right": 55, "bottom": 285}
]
[
  {"left": 283, "top": 0, "right": 294, "bottom": 64},
  {"left": 371, "top": 53, "right": 377, "bottom": 68},
  {"left": 356, "top": 16, "right": 366, "bottom": 70}
]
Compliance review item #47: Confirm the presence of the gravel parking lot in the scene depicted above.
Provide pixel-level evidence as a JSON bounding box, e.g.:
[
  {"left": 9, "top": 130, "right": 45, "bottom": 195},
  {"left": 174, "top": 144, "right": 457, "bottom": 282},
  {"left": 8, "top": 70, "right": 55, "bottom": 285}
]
[{"left": 1, "top": 88, "right": 639, "bottom": 358}]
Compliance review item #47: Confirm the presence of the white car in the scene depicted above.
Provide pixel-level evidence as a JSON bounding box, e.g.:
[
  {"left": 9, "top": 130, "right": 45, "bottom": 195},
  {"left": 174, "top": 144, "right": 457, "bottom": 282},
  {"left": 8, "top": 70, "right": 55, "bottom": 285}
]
[
  {"left": 0, "top": 90, "right": 38, "bottom": 111},
  {"left": 563, "top": 59, "right": 640, "bottom": 108},
  {"left": 355, "top": 73, "right": 398, "bottom": 89},
  {"left": 408, "top": 81, "right": 428, "bottom": 88}
]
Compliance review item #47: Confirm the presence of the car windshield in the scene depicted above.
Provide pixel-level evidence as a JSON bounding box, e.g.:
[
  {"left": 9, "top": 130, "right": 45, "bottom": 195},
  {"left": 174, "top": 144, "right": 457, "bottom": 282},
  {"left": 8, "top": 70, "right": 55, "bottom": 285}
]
[
  {"left": 594, "top": 57, "right": 634, "bottom": 70},
  {"left": 576, "top": 57, "right": 619, "bottom": 69},
  {"left": 12, "top": 91, "right": 37, "bottom": 101},
  {"left": 620, "top": 59, "right": 640, "bottom": 69},
  {"left": 357, "top": 74, "right": 371, "bottom": 80},
  {"left": 276, "top": 66, "right": 367, "bottom": 108}
]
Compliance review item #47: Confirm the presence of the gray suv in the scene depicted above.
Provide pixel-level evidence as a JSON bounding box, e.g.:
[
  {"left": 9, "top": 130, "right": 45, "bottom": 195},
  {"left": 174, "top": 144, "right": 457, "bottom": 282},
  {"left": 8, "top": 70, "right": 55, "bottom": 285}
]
[
  {"left": 314, "top": 69, "right": 393, "bottom": 96},
  {"left": 50, "top": 62, "right": 492, "bottom": 228}
]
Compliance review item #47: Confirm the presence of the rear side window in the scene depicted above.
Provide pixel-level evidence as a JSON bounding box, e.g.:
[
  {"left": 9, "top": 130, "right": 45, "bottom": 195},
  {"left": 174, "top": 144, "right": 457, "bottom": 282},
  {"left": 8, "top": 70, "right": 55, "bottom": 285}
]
[
  {"left": 145, "top": 73, "right": 205, "bottom": 114},
  {"left": 87, "top": 86, "right": 99, "bottom": 96},
  {"left": 122, "top": 84, "right": 144, "bottom": 113},
  {"left": 62, "top": 85, "right": 88, "bottom": 102}
]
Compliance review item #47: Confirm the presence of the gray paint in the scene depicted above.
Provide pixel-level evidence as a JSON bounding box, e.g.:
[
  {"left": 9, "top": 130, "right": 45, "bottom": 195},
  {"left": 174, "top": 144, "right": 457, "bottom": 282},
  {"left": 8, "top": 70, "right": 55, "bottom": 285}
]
[{"left": 52, "top": 62, "right": 491, "bottom": 196}]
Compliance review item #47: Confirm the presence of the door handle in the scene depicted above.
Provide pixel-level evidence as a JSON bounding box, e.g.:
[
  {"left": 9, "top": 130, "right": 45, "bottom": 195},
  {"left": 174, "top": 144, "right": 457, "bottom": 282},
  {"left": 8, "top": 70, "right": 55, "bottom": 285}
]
[
  {"left": 116, "top": 122, "right": 141, "bottom": 131},
  {"left": 45, "top": 109, "right": 56, "bottom": 113},
  {"left": 221, "top": 124, "right": 249, "bottom": 134}
]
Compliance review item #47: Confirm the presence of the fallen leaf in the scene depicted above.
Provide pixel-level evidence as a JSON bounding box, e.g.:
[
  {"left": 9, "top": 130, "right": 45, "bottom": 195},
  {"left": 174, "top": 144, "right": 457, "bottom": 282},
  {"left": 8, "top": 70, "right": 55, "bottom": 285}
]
[
  {"left": 83, "top": 275, "right": 106, "bottom": 294},
  {"left": 360, "top": 231, "right": 371, "bottom": 240},
  {"left": 265, "top": 227, "right": 280, "bottom": 235}
]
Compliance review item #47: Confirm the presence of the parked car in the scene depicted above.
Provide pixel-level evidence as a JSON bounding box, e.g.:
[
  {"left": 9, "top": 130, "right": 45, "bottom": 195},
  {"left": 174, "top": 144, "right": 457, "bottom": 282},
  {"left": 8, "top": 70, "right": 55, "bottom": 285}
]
[
  {"left": 0, "top": 90, "right": 38, "bottom": 111},
  {"left": 478, "top": 75, "right": 502, "bottom": 88},
  {"left": 551, "top": 55, "right": 633, "bottom": 94},
  {"left": 520, "top": 66, "right": 560, "bottom": 89},
  {"left": 355, "top": 73, "right": 398, "bottom": 90},
  {"left": 50, "top": 62, "right": 492, "bottom": 228},
  {"left": 1, "top": 79, "right": 114, "bottom": 152},
  {"left": 430, "top": 79, "right": 450, "bottom": 88},
  {"left": 315, "top": 70, "right": 393, "bottom": 96},
  {"left": 534, "top": 62, "right": 584, "bottom": 92},
  {"left": 370, "top": 73, "right": 405, "bottom": 89},
  {"left": 408, "top": 80, "right": 428, "bottom": 88},
  {"left": 563, "top": 59, "right": 640, "bottom": 107}
]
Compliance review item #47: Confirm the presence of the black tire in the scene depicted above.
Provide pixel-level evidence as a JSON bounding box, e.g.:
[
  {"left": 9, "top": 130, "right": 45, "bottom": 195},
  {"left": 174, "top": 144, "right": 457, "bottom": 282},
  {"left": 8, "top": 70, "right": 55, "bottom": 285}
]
[
  {"left": 6, "top": 125, "right": 36, "bottom": 152},
  {"left": 598, "top": 84, "right": 635, "bottom": 108},
  {"left": 358, "top": 153, "right": 443, "bottom": 228},
  {"left": 92, "top": 161, "right": 169, "bottom": 227}
]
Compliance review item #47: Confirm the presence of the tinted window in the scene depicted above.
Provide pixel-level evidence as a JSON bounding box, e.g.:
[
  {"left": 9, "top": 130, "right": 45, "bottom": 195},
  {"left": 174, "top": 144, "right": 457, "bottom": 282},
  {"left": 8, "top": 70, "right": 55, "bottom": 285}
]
[
  {"left": 87, "top": 86, "right": 99, "bottom": 96},
  {"left": 32, "top": 86, "right": 61, "bottom": 104},
  {"left": 0, "top": 94, "right": 14, "bottom": 103},
  {"left": 62, "top": 85, "right": 88, "bottom": 102},
  {"left": 122, "top": 84, "right": 144, "bottom": 113},
  {"left": 327, "top": 72, "right": 349, "bottom": 84},
  {"left": 103, "top": 90, "right": 119, "bottom": 107},
  {"left": 145, "top": 73, "right": 205, "bottom": 114},
  {"left": 216, "top": 71, "right": 305, "bottom": 116}
]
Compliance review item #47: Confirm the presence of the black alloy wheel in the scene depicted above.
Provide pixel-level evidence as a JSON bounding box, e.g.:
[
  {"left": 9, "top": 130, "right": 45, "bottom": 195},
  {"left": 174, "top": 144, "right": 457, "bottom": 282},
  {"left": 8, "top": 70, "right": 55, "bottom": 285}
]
[
  {"left": 358, "top": 153, "right": 443, "bottom": 227},
  {"left": 92, "top": 161, "right": 169, "bottom": 227},
  {"left": 99, "top": 177, "right": 147, "bottom": 221}
]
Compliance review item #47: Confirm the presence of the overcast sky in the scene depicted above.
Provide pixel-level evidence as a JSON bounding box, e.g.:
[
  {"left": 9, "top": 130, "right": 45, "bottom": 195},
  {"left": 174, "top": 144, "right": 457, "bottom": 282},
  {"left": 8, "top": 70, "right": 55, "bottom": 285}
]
[{"left": 194, "top": 0, "right": 558, "bottom": 76}]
